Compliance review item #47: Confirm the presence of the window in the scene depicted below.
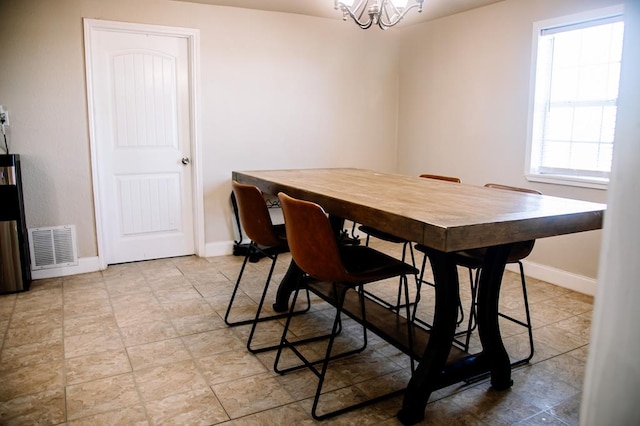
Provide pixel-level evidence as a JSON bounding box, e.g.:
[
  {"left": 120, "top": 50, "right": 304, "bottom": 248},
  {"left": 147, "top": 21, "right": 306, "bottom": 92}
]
[{"left": 526, "top": 6, "right": 624, "bottom": 189}]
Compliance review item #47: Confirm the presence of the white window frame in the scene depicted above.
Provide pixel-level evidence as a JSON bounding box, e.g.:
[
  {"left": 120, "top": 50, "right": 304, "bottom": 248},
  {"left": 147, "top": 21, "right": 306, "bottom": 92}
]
[{"left": 524, "top": 5, "right": 624, "bottom": 190}]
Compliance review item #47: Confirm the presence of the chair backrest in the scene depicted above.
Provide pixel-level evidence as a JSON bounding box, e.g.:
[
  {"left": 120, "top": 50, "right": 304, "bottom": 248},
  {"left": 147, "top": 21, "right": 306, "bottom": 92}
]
[
  {"left": 232, "top": 181, "right": 283, "bottom": 248},
  {"left": 278, "top": 192, "right": 349, "bottom": 283},
  {"left": 484, "top": 183, "right": 542, "bottom": 261},
  {"left": 419, "top": 174, "right": 461, "bottom": 183}
]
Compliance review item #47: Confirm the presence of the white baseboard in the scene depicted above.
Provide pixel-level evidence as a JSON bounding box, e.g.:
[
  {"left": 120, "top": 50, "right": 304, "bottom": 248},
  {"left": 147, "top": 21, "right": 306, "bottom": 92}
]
[
  {"left": 31, "top": 256, "right": 103, "bottom": 280},
  {"left": 204, "top": 241, "right": 235, "bottom": 258},
  {"left": 508, "top": 260, "right": 597, "bottom": 296},
  {"left": 29, "top": 241, "right": 237, "bottom": 281}
]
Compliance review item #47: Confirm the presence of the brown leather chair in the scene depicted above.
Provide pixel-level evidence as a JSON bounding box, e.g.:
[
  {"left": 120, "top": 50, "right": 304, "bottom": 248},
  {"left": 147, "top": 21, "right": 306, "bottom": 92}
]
[
  {"left": 358, "top": 174, "right": 462, "bottom": 313},
  {"left": 455, "top": 183, "right": 540, "bottom": 364},
  {"left": 224, "top": 181, "right": 309, "bottom": 353},
  {"left": 275, "top": 192, "right": 418, "bottom": 420}
]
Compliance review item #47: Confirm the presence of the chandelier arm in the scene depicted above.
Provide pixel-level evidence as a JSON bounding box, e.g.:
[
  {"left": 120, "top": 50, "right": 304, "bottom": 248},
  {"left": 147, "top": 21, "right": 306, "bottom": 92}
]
[
  {"left": 335, "top": 0, "right": 375, "bottom": 29},
  {"left": 377, "top": 1, "right": 424, "bottom": 29}
]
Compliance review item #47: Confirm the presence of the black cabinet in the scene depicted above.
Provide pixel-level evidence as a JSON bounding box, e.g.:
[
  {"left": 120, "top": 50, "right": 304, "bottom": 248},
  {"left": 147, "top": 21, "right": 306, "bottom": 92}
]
[{"left": 0, "top": 154, "right": 31, "bottom": 293}]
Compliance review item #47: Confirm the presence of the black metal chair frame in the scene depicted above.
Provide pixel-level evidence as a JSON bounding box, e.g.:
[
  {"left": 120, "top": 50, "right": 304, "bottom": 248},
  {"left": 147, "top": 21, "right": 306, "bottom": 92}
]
[
  {"left": 224, "top": 239, "right": 311, "bottom": 354},
  {"left": 458, "top": 257, "right": 534, "bottom": 367},
  {"left": 225, "top": 185, "right": 311, "bottom": 354},
  {"left": 274, "top": 193, "right": 417, "bottom": 420}
]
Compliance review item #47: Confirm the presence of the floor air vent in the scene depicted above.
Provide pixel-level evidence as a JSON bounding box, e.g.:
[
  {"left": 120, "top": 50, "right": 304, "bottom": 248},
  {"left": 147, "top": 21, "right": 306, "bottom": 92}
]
[{"left": 28, "top": 225, "right": 78, "bottom": 270}]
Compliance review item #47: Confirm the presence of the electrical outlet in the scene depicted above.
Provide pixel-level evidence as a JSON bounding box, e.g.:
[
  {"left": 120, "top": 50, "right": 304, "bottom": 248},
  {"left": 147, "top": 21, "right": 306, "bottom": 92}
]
[{"left": 0, "top": 105, "right": 9, "bottom": 126}]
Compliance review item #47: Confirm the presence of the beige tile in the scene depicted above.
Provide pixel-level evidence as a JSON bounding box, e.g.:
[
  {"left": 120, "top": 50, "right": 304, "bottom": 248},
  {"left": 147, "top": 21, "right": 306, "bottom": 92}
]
[
  {"left": 181, "top": 328, "right": 245, "bottom": 358},
  {"left": 534, "top": 323, "right": 590, "bottom": 354},
  {"left": 64, "top": 271, "right": 104, "bottom": 286},
  {"left": 127, "top": 338, "right": 191, "bottom": 370},
  {"left": 511, "top": 364, "right": 581, "bottom": 412},
  {"left": 331, "top": 350, "right": 405, "bottom": 385},
  {"left": 377, "top": 395, "right": 486, "bottom": 426},
  {"left": 67, "top": 405, "right": 149, "bottom": 426},
  {"left": 3, "top": 312, "right": 63, "bottom": 347},
  {"left": 161, "top": 298, "right": 214, "bottom": 318},
  {"left": 296, "top": 385, "right": 391, "bottom": 424},
  {"left": 197, "top": 350, "right": 267, "bottom": 386},
  {"left": 134, "top": 360, "right": 208, "bottom": 401},
  {"left": 0, "top": 338, "right": 63, "bottom": 371},
  {"left": 114, "top": 305, "right": 168, "bottom": 329},
  {"left": 147, "top": 275, "right": 195, "bottom": 292},
  {"left": 0, "top": 359, "right": 64, "bottom": 401},
  {"left": 64, "top": 329, "right": 124, "bottom": 358},
  {"left": 110, "top": 292, "right": 161, "bottom": 313},
  {"left": 540, "top": 295, "right": 593, "bottom": 316},
  {"left": 0, "top": 249, "right": 599, "bottom": 425},
  {"left": 66, "top": 373, "right": 141, "bottom": 420},
  {"left": 547, "top": 392, "right": 582, "bottom": 425},
  {"left": 212, "top": 372, "right": 294, "bottom": 418},
  {"left": 0, "top": 387, "right": 65, "bottom": 425},
  {"left": 154, "top": 287, "right": 203, "bottom": 304},
  {"left": 0, "top": 297, "right": 16, "bottom": 321},
  {"left": 64, "top": 298, "right": 114, "bottom": 319},
  {"left": 64, "top": 286, "right": 109, "bottom": 304},
  {"left": 105, "top": 274, "right": 152, "bottom": 296},
  {"left": 170, "top": 311, "right": 226, "bottom": 336},
  {"left": 513, "top": 412, "right": 569, "bottom": 425},
  {"left": 120, "top": 319, "right": 178, "bottom": 347},
  {"left": 101, "top": 263, "right": 142, "bottom": 279},
  {"left": 191, "top": 279, "right": 234, "bottom": 298},
  {"left": 66, "top": 348, "right": 132, "bottom": 385},
  {"left": 144, "top": 387, "right": 229, "bottom": 425},
  {"left": 275, "top": 366, "right": 352, "bottom": 402},
  {"left": 450, "top": 385, "right": 543, "bottom": 425},
  {"left": 64, "top": 312, "right": 119, "bottom": 337},
  {"left": 223, "top": 402, "right": 314, "bottom": 425}
]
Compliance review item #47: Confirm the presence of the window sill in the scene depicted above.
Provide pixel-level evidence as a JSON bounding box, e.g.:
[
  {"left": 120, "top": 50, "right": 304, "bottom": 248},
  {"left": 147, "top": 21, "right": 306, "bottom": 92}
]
[{"left": 525, "top": 173, "right": 609, "bottom": 190}]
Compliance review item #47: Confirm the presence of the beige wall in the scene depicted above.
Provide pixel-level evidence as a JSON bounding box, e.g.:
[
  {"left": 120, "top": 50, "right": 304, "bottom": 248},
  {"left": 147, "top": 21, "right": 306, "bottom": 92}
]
[
  {"left": 397, "top": 0, "right": 622, "bottom": 280},
  {"left": 0, "top": 0, "right": 400, "bottom": 259}
]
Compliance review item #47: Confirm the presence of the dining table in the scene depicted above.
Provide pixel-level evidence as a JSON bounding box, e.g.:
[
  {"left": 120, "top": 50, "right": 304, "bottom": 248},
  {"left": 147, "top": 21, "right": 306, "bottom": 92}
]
[{"left": 232, "top": 168, "right": 605, "bottom": 425}]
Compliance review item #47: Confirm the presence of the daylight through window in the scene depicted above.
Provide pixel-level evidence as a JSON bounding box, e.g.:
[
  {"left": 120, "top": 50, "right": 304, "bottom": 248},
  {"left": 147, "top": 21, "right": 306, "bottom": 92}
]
[{"left": 526, "top": 7, "right": 624, "bottom": 188}]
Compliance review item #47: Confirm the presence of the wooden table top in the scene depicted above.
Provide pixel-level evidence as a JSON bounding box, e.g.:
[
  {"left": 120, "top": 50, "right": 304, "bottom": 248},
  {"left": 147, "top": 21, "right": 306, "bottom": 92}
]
[{"left": 232, "top": 168, "right": 605, "bottom": 252}]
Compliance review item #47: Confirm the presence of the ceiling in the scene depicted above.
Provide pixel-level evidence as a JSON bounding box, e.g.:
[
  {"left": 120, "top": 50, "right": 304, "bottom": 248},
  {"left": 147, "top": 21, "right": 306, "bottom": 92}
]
[{"left": 173, "top": 0, "right": 504, "bottom": 26}]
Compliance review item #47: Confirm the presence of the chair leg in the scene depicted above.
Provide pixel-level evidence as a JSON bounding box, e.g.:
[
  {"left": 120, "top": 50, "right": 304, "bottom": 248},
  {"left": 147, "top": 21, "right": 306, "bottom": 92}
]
[
  {"left": 224, "top": 243, "right": 255, "bottom": 327},
  {"left": 246, "top": 252, "right": 311, "bottom": 354},
  {"left": 461, "top": 267, "right": 480, "bottom": 352},
  {"left": 413, "top": 251, "right": 465, "bottom": 329},
  {"left": 311, "top": 284, "right": 402, "bottom": 421},
  {"left": 401, "top": 274, "right": 416, "bottom": 373},
  {"left": 226, "top": 242, "right": 311, "bottom": 352},
  {"left": 395, "top": 242, "right": 419, "bottom": 311},
  {"left": 274, "top": 283, "right": 365, "bottom": 376},
  {"left": 461, "top": 262, "right": 534, "bottom": 364},
  {"left": 498, "top": 261, "right": 534, "bottom": 365}
]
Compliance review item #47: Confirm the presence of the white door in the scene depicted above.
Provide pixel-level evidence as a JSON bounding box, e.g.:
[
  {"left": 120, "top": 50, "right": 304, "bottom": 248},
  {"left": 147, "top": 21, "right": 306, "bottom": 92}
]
[{"left": 85, "top": 21, "right": 197, "bottom": 265}]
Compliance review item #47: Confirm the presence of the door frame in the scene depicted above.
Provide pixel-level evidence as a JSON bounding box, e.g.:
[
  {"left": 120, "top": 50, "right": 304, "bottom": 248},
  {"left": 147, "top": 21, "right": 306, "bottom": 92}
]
[{"left": 83, "top": 18, "right": 204, "bottom": 269}]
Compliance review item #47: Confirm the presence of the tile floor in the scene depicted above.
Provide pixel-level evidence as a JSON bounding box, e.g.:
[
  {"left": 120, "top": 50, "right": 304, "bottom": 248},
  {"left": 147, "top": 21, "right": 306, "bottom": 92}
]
[{"left": 0, "top": 238, "right": 593, "bottom": 425}]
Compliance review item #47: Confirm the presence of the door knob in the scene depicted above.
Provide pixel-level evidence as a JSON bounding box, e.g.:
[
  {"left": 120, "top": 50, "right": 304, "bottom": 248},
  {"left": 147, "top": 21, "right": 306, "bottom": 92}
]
[{"left": 181, "top": 157, "right": 190, "bottom": 165}]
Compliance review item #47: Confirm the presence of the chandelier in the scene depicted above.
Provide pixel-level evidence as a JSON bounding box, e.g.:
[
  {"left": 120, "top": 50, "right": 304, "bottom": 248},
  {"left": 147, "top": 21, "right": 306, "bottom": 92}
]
[{"left": 334, "top": 0, "right": 424, "bottom": 30}]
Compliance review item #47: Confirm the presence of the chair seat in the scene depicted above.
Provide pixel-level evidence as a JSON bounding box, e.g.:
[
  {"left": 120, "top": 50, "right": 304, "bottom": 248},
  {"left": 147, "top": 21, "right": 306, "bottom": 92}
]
[
  {"left": 340, "top": 245, "right": 418, "bottom": 285},
  {"left": 358, "top": 225, "right": 407, "bottom": 244}
]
